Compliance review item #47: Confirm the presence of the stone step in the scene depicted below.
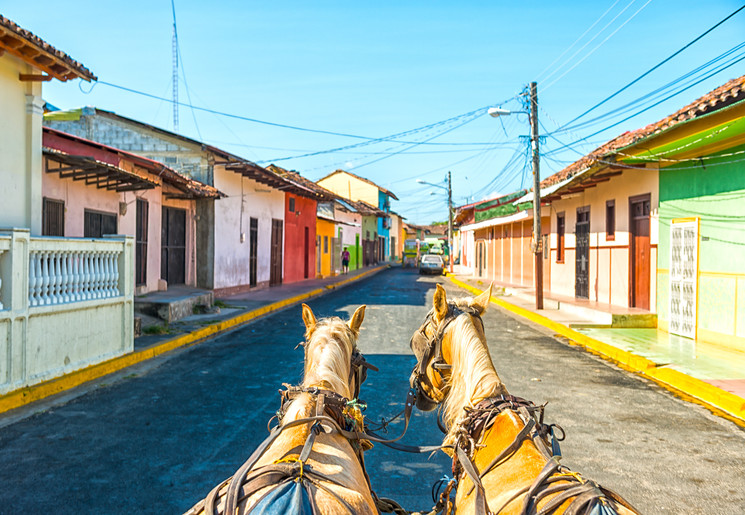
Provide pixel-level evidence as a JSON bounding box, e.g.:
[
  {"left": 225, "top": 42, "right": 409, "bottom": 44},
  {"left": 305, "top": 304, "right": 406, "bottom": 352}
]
[{"left": 134, "top": 291, "right": 214, "bottom": 323}]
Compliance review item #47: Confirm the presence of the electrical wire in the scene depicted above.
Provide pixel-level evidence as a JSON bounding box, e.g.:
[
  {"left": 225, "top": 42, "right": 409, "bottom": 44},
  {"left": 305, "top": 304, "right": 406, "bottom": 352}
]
[
  {"left": 535, "top": 0, "right": 624, "bottom": 83},
  {"left": 542, "top": 0, "right": 654, "bottom": 92},
  {"left": 551, "top": 4, "right": 745, "bottom": 133}
]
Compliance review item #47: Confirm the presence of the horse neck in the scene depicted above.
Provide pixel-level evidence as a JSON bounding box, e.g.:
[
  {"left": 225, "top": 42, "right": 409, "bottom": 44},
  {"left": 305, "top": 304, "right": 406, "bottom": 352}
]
[
  {"left": 443, "top": 315, "right": 507, "bottom": 444},
  {"left": 283, "top": 327, "right": 353, "bottom": 423}
]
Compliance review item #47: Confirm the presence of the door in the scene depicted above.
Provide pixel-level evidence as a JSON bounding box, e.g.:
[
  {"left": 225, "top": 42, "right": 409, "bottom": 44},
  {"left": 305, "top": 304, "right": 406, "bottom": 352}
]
[
  {"left": 476, "top": 240, "right": 486, "bottom": 278},
  {"left": 270, "top": 219, "right": 283, "bottom": 286},
  {"left": 136, "top": 200, "right": 148, "bottom": 286},
  {"left": 355, "top": 234, "right": 360, "bottom": 269},
  {"left": 161, "top": 206, "right": 186, "bottom": 285},
  {"left": 575, "top": 207, "right": 590, "bottom": 299},
  {"left": 317, "top": 235, "right": 322, "bottom": 275},
  {"left": 629, "top": 195, "right": 651, "bottom": 309},
  {"left": 249, "top": 218, "right": 258, "bottom": 287},
  {"left": 304, "top": 226, "right": 310, "bottom": 279}
]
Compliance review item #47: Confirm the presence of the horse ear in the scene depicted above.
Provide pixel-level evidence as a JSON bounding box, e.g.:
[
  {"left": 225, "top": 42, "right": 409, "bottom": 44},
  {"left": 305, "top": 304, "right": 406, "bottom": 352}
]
[
  {"left": 302, "top": 303, "right": 317, "bottom": 336},
  {"left": 470, "top": 283, "right": 493, "bottom": 315},
  {"left": 434, "top": 283, "right": 449, "bottom": 322},
  {"left": 348, "top": 305, "right": 366, "bottom": 334}
]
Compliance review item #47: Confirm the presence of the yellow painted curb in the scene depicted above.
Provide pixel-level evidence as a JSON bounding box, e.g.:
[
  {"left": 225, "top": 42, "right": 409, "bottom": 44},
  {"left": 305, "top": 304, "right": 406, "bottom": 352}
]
[
  {"left": 447, "top": 276, "right": 745, "bottom": 422},
  {"left": 0, "top": 265, "right": 388, "bottom": 415}
]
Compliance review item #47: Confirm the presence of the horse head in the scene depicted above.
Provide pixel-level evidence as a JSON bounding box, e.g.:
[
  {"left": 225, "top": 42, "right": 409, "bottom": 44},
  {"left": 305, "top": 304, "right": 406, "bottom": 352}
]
[
  {"left": 301, "top": 303, "right": 375, "bottom": 401},
  {"left": 409, "top": 283, "right": 492, "bottom": 412}
]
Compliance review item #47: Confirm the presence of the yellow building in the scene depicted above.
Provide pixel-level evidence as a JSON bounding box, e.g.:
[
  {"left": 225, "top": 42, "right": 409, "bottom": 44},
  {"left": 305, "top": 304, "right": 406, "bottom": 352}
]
[{"left": 316, "top": 214, "right": 336, "bottom": 278}]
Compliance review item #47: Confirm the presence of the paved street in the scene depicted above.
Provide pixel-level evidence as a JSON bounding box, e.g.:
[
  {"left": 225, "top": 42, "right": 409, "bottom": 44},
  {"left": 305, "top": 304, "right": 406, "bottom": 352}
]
[{"left": 1, "top": 268, "right": 744, "bottom": 514}]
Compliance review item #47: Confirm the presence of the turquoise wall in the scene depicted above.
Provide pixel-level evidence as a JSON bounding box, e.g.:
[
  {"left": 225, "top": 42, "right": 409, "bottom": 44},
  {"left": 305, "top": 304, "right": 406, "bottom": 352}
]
[{"left": 657, "top": 143, "right": 745, "bottom": 341}]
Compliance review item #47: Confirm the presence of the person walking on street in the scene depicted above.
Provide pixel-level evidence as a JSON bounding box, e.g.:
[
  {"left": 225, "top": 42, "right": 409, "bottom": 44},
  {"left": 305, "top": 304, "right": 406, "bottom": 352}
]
[{"left": 341, "top": 247, "right": 350, "bottom": 274}]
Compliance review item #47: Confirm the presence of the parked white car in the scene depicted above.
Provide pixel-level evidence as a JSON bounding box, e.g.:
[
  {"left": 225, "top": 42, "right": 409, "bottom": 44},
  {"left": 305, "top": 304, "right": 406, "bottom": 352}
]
[{"left": 419, "top": 254, "right": 444, "bottom": 275}]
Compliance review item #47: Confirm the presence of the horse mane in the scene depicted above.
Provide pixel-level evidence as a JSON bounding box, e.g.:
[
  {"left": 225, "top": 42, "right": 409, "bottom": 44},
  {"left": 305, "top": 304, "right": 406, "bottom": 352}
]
[
  {"left": 281, "top": 317, "right": 356, "bottom": 423},
  {"left": 441, "top": 299, "right": 505, "bottom": 448}
]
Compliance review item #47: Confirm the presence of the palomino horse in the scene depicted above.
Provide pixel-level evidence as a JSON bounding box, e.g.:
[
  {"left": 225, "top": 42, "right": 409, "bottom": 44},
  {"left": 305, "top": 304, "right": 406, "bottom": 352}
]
[
  {"left": 186, "top": 304, "right": 379, "bottom": 515},
  {"left": 409, "top": 284, "right": 639, "bottom": 515}
]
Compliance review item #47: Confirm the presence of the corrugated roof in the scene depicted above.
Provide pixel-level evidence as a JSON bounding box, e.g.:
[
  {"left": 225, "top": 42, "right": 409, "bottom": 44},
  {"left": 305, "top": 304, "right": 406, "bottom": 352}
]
[
  {"left": 318, "top": 169, "right": 399, "bottom": 200},
  {"left": 43, "top": 127, "right": 222, "bottom": 199},
  {"left": 0, "top": 15, "right": 95, "bottom": 81}
]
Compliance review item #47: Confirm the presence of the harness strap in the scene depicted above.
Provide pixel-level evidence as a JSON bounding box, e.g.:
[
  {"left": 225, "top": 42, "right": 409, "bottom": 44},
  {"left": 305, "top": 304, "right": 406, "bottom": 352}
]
[
  {"left": 456, "top": 445, "right": 490, "bottom": 515},
  {"left": 520, "top": 457, "right": 561, "bottom": 513},
  {"left": 465, "top": 417, "right": 535, "bottom": 497}
]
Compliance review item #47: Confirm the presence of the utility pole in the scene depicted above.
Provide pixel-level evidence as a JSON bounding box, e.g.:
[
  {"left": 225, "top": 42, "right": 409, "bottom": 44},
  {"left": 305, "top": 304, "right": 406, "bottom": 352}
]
[
  {"left": 529, "top": 81, "right": 544, "bottom": 309},
  {"left": 447, "top": 170, "right": 454, "bottom": 274}
]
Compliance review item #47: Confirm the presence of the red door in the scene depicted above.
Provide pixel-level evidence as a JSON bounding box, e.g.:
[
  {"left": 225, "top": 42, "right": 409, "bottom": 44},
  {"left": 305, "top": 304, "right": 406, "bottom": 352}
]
[{"left": 629, "top": 195, "right": 651, "bottom": 309}]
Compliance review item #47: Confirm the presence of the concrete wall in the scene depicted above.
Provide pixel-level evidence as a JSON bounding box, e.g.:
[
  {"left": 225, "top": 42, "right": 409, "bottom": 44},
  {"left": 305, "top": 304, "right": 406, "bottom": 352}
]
[
  {"left": 45, "top": 111, "right": 210, "bottom": 184},
  {"left": 283, "top": 193, "right": 317, "bottom": 283},
  {"left": 318, "top": 172, "right": 378, "bottom": 206},
  {"left": 472, "top": 212, "right": 550, "bottom": 289},
  {"left": 212, "top": 168, "right": 284, "bottom": 292},
  {"left": 0, "top": 55, "right": 43, "bottom": 234},
  {"left": 657, "top": 144, "right": 745, "bottom": 349},
  {"left": 549, "top": 169, "right": 658, "bottom": 307}
]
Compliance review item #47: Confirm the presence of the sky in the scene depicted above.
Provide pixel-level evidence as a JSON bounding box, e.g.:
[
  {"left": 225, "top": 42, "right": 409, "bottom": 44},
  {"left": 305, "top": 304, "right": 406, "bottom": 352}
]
[{"left": 4, "top": 1, "right": 745, "bottom": 224}]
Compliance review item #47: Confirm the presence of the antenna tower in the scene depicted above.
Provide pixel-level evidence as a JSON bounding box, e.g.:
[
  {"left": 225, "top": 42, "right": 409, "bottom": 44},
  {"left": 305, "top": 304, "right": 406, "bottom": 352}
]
[{"left": 171, "top": 0, "right": 179, "bottom": 132}]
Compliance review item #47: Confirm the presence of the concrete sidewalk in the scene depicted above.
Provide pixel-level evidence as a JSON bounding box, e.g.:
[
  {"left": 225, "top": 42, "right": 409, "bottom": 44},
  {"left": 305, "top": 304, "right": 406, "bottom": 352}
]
[
  {"left": 0, "top": 264, "right": 390, "bottom": 416},
  {"left": 448, "top": 274, "right": 745, "bottom": 424}
]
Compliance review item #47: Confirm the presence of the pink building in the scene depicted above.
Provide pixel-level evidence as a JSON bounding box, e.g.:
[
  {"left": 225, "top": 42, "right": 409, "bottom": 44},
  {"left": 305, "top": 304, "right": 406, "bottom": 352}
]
[{"left": 42, "top": 128, "right": 222, "bottom": 294}]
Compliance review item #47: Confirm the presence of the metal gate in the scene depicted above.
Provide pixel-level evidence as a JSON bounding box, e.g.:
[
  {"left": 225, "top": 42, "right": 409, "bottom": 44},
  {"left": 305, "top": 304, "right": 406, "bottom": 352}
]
[
  {"left": 669, "top": 219, "right": 698, "bottom": 339},
  {"left": 575, "top": 207, "right": 590, "bottom": 299}
]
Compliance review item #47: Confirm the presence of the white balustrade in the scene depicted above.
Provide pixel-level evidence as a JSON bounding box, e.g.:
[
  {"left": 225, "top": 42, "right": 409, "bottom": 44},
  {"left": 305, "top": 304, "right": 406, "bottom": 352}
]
[{"left": 27, "top": 240, "right": 124, "bottom": 307}]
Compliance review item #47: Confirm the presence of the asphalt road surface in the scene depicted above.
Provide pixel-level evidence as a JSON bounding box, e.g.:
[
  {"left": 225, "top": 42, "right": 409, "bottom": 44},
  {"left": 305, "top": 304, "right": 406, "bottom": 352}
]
[{"left": 0, "top": 268, "right": 743, "bottom": 514}]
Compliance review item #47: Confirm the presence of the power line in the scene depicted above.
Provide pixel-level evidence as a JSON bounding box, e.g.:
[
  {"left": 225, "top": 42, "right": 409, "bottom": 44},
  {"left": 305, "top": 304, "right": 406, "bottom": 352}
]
[
  {"left": 557, "top": 40, "right": 745, "bottom": 134},
  {"left": 552, "top": 4, "right": 745, "bottom": 132},
  {"left": 536, "top": 0, "right": 623, "bottom": 82},
  {"left": 93, "top": 79, "right": 516, "bottom": 148},
  {"left": 542, "top": 0, "right": 653, "bottom": 92},
  {"left": 544, "top": 51, "right": 745, "bottom": 156}
]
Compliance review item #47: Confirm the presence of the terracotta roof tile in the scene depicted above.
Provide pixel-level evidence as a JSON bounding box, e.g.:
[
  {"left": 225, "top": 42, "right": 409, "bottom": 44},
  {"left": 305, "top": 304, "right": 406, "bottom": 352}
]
[
  {"left": 541, "top": 74, "right": 745, "bottom": 188},
  {"left": 0, "top": 15, "right": 95, "bottom": 81}
]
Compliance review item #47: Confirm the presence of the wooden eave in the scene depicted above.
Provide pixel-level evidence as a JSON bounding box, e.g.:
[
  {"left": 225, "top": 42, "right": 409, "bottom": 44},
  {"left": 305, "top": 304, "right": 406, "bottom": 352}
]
[
  {"left": 0, "top": 24, "right": 96, "bottom": 82},
  {"left": 44, "top": 149, "right": 158, "bottom": 192},
  {"left": 225, "top": 161, "right": 322, "bottom": 199}
]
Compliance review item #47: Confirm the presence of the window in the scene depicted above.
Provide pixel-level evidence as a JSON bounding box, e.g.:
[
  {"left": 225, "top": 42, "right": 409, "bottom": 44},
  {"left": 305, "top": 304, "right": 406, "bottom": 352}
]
[
  {"left": 323, "top": 235, "right": 329, "bottom": 253},
  {"left": 606, "top": 200, "right": 615, "bottom": 241},
  {"left": 84, "top": 210, "right": 117, "bottom": 238},
  {"left": 42, "top": 198, "right": 65, "bottom": 236},
  {"left": 556, "top": 212, "right": 565, "bottom": 263},
  {"left": 288, "top": 197, "right": 295, "bottom": 213}
]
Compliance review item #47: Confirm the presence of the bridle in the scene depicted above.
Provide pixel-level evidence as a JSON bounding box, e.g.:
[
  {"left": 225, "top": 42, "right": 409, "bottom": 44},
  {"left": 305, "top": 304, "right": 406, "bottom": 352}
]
[{"left": 409, "top": 302, "right": 485, "bottom": 408}]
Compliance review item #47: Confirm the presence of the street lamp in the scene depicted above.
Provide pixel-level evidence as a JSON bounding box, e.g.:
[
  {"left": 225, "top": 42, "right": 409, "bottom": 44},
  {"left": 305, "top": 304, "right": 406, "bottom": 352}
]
[
  {"left": 489, "top": 82, "right": 544, "bottom": 309},
  {"left": 416, "top": 172, "right": 454, "bottom": 274}
]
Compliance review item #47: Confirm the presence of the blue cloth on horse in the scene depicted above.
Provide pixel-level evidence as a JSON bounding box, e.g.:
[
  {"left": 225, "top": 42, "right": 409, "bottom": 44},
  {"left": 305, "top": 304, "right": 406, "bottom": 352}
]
[
  {"left": 250, "top": 479, "right": 313, "bottom": 515},
  {"left": 589, "top": 500, "right": 620, "bottom": 515}
]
